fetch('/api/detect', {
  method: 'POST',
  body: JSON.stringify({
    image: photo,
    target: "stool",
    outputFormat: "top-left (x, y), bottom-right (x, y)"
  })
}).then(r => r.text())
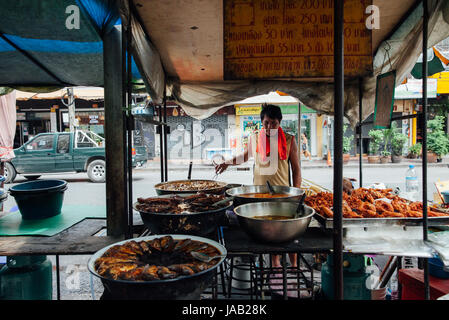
top-left (398, 268), bottom-right (449, 300)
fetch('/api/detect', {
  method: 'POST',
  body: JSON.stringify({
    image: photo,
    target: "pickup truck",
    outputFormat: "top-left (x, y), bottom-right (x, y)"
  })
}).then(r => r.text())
top-left (3, 130), bottom-right (139, 183)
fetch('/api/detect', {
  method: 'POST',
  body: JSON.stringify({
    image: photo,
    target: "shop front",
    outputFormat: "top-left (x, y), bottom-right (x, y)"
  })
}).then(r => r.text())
top-left (14, 110), bottom-right (52, 148)
top-left (60, 108), bottom-right (105, 137)
top-left (234, 103), bottom-right (319, 157)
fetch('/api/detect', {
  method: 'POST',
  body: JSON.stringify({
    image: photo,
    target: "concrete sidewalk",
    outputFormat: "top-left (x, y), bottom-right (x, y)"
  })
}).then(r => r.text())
top-left (137, 156), bottom-right (449, 171)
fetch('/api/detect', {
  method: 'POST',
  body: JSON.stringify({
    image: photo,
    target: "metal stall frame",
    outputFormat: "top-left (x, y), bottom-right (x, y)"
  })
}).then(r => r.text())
top-left (118, 0), bottom-right (438, 301)
top-left (117, 0), bottom-right (349, 300)
top-left (122, 0), bottom-right (170, 239)
top-left (333, 0), bottom-right (344, 300)
top-left (357, 0), bottom-right (431, 300)
top-left (421, 0), bottom-right (430, 301)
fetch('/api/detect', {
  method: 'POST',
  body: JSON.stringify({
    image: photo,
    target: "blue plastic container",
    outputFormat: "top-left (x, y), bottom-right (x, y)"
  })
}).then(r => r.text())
top-left (428, 257), bottom-right (449, 279)
top-left (441, 191), bottom-right (449, 204)
top-left (9, 180), bottom-right (67, 220)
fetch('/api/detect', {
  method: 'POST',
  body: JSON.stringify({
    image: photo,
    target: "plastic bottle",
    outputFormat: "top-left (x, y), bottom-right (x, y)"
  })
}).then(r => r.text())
top-left (405, 164), bottom-right (419, 200)
top-left (388, 270), bottom-right (399, 300)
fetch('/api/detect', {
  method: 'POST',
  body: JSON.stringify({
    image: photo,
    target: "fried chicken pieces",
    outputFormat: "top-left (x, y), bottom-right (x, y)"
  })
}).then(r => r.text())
top-left (305, 188), bottom-right (449, 219)
top-left (94, 236), bottom-right (221, 281)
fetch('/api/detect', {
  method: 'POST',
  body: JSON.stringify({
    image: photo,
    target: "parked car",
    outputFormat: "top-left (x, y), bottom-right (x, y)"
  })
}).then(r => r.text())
top-left (3, 130), bottom-right (138, 183)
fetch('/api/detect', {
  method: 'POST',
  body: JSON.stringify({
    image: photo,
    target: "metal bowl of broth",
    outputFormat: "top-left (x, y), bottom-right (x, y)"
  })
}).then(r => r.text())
top-left (226, 185), bottom-right (304, 206)
top-left (233, 202), bottom-right (315, 243)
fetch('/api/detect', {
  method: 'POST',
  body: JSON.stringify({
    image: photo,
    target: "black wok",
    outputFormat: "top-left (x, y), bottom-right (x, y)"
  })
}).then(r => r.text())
top-left (134, 194), bottom-right (233, 236)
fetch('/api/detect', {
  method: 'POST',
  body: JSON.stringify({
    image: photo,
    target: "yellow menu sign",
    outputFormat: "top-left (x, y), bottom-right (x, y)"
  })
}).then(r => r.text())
top-left (224, 0), bottom-right (373, 80)
top-left (235, 105), bottom-right (262, 115)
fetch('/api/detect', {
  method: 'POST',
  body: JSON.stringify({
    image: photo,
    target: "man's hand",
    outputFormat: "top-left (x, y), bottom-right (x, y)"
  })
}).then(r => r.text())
top-left (215, 162), bottom-right (229, 174)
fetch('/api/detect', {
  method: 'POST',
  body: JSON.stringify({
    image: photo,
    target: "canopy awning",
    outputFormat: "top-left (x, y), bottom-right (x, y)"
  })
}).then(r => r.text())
top-left (411, 46), bottom-right (449, 78)
top-left (15, 87), bottom-right (105, 101)
top-left (119, 0), bottom-right (449, 124)
top-left (1, 1), bottom-right (449, 124)
top-left (0, 0), bottom-right (142, 90)
top-left (233, 91), bottom-right (299, 105)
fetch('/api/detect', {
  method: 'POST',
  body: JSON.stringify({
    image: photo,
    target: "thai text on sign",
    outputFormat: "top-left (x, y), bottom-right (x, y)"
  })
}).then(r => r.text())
top-left (224, 0), bottom-right (373, 79)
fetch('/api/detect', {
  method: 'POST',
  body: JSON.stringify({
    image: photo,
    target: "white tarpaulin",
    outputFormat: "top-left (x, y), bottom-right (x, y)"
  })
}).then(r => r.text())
top-left (125, 0), bottom-right (449, 125)
top-left (0, 90), bottom-right (16, 160)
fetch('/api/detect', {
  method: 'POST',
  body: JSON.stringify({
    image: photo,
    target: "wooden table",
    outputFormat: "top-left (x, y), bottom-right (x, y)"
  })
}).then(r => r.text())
top-left (0, 218), bottom-right (121, 256)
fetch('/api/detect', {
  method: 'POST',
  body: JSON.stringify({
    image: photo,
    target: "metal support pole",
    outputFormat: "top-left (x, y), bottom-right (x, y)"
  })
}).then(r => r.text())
top-left (126, 10), bottom-right (134, 239)
top-left (282, 253), bottom-right (287, 300)
top-left (163, 94), bottom-right (168, 182)
top-left (159, 105), bottom-right (164, 182)
top-left (358, 78), bottom-right (363, 188)
top-left (0, 162), bottom-right (4, 212)
top-left (67, 88), bottom-right (76, 133)
top-left (122, 21), bottom-right (130, 240)
top-left (422, 0), bottom-right (430, 300)
top-left (56, 255), bottom-right (60, 300)
top-left (298, 103), bottom-right (302, 161)
top-left (103, 25), bottom-right (127, 237)
top-left (188, 121), bottom-right (193, 180)
top-left (397, 257), bottom-right (403, 300)
top-left (333, 0), bottom-right (344, 300)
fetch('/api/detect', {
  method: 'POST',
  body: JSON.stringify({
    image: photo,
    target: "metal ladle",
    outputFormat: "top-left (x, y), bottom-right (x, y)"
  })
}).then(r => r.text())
top-left (190, 251), bottom-right (226, 263)
top-left (266, 180), bottom-right (275, 195)
top-left (212, 197), bottom-right (234, 207)
top-left (295, 193), bottom-right (306, 218)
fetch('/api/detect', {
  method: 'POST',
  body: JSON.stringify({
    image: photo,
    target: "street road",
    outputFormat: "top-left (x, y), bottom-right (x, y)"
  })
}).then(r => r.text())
top-left (0, 164), bottom-right (447, 299)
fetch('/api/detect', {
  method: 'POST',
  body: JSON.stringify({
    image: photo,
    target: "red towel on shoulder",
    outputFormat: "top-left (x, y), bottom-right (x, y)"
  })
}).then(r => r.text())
top-left (256, 127), bottom-right (287, 162)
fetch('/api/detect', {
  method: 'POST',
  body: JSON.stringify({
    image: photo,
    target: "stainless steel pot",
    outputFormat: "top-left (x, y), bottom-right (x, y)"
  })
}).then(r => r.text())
top-left (87, 234), bottom-right (227, 300)
top-left (233, 202), bottom-right (315, 243)
top-left (226, 185), bottom-right (304, 206)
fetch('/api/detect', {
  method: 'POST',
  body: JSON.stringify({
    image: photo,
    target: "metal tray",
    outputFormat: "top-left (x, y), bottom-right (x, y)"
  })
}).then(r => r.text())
top-left (313, 212), bottom-right (449, 229)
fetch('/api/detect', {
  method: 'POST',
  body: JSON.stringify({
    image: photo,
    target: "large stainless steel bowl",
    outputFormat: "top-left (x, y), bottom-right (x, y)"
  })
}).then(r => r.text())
top-left (226, 185), bottom-right (304, 206)
top-left (87, 234), bottom-right (227, 300)
top-left (234, 202), bottom-right (315, 243)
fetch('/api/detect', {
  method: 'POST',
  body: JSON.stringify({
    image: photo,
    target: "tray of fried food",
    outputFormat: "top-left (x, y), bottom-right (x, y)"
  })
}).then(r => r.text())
top-left (93, 235), bottom-right (222, 281)
top-left (305, 187), bottom-right (449, 228)
top-left (135, 192), bottom-right (228, 214)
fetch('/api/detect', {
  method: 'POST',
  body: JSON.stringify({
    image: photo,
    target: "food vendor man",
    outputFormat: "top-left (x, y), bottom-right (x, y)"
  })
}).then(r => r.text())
top-left (215, 104), bottom-right (302, 268)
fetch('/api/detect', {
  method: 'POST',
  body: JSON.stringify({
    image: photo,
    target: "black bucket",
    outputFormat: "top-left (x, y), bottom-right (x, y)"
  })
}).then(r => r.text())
top-left (9, 180), bottom-right (68, 220)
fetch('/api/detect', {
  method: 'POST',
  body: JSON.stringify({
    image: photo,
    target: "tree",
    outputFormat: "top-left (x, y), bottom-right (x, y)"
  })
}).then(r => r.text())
top-left (343, 124), bottom-right (353, 154)
top-left (368, 129), bottom-right (383, 155)
top-left (428, 116), bottom-right (449, 158)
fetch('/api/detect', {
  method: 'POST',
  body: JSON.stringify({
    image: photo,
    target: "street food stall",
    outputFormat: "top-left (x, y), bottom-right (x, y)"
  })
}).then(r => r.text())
top-left (1, 0), bottom-right (449, 301)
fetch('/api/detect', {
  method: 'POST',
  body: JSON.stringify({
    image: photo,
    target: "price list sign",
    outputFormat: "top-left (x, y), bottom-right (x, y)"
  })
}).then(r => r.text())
top-left (224, 0), bottom-right (373, 80)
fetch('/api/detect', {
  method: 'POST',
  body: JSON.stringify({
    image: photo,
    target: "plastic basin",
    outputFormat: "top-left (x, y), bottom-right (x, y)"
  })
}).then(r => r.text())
top-left (9, 180), bottom-right (68, 220)
top-left (429, 257), bottom-right (449, 279)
